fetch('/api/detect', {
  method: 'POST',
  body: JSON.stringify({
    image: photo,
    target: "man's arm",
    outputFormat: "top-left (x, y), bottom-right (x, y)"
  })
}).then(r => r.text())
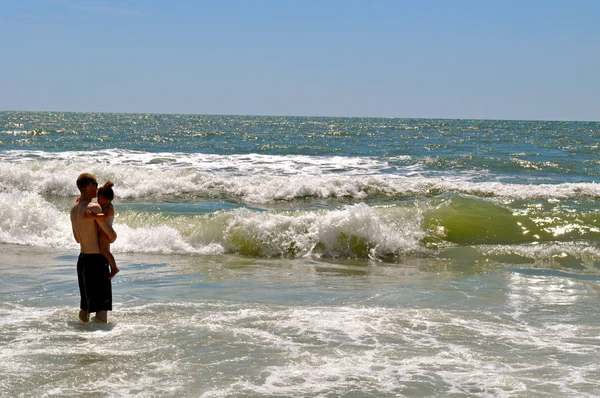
top-left (97, 218), bottom-right (117, 243)
top-left (70, 205), bottom-right (80, 243)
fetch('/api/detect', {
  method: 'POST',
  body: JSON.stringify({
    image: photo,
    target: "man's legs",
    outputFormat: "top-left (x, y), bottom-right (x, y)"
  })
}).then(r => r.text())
top-left (94, 311), bottom-right (108, 323)
top-left (79, 309), bottom-right (90, 322)
top-left (81, 254), bottom-right (111, 323)
top-left (77, 256), bottom-right (90, 322)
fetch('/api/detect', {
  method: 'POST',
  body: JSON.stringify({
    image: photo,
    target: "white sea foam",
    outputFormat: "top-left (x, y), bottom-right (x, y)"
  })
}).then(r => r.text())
top-left (115, 223), bottom-right (225, 255)
top-left (0, 149), bottom-right (394, 175)
top-left (0, 191), bottom-right (76, 248)
top-left (196, 304), bottom-right (599, 397)
top-left (220, 203), bottom-right (424, 258)
top-left (0, 191), bottom-right (422, 257)
top-left (1, 151), bottom-right (598, 202)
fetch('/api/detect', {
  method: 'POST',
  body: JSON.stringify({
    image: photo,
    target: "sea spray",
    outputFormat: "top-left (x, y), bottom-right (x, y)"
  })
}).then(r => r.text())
top-left (222, 203), bottom-right (423, 259)
top-left (0, 191), bottom-right (75, 248)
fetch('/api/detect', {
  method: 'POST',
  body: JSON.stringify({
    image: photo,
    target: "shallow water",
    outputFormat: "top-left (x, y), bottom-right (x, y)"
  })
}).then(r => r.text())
top-left (2, 243), bottom-right (600, 397)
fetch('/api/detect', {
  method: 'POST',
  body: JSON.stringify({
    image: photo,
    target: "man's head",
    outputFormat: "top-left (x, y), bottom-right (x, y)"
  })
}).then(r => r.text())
top-left (76, 173), bottom-right (98, 195)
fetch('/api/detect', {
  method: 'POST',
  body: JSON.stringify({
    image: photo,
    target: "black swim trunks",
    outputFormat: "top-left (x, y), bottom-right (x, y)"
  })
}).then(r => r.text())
top-left (77, 253), bottom-right (112, 313)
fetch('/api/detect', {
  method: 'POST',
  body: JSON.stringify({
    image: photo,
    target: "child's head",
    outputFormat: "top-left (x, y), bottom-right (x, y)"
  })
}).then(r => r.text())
top-left (98, 181), bottom-right (114, 206)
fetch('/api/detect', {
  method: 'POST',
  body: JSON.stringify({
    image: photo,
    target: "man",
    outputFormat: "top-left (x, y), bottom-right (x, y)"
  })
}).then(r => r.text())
top-left (70, 173), bottom-right (117, 323)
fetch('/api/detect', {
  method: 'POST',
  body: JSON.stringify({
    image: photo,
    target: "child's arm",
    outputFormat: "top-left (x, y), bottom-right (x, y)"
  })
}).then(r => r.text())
top-left (84, 210), bottom-right (109, 221)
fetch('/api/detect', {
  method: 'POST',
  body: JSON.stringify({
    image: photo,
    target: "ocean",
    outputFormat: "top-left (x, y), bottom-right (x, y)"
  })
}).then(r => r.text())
top-left (1, 111), bottom-right (599, 397)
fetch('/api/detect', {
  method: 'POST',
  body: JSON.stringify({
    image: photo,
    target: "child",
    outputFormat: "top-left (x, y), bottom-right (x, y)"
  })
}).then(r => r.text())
top-left (86, 181), bottom-right (120, 279)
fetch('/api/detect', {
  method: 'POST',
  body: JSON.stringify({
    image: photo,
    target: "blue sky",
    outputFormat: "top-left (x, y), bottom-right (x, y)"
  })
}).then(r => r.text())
top-left (1, 0), bottom-right (599, 121)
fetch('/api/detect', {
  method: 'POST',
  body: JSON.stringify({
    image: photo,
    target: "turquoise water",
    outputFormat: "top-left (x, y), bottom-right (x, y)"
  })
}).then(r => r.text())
top-left (1, 111), bottom-right (600, 396)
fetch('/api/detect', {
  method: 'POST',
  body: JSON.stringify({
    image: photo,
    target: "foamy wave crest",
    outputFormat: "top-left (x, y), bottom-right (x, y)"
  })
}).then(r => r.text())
top-left (218, 203), bottom-right (424, 258)
top-left (113, 203), bottom-right (424, 258)
top-left (115, 224), bottom-right (225, 255)
top-left (0, 192), bottom-right (76, 248)
top-left (0, 149), bottom-right (394, 175)
top-left (0, 195), bottom-right (423, 258)
top-left (2, 193), bottom-right (598, 265)
top-left (0, 191), bottom-right (225, 254)
top-left (1, 154), bottom-right (599, 203)
top-left (0, 162), bottom-right (81, 196)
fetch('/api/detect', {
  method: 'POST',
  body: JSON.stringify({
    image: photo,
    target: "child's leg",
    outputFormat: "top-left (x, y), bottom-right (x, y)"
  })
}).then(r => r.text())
top-left (99, 234), bottom-right (119, 279)
top-left (105, 250), bottom-right (119, 279)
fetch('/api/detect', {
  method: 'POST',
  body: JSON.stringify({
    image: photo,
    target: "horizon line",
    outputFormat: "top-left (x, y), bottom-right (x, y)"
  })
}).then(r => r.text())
top-left (1, 108), bottom-right (598, 124)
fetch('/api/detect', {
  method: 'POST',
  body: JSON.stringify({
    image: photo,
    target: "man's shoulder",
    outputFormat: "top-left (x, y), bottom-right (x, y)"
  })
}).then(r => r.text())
top-left (71, 201), bottom-right (83, 213)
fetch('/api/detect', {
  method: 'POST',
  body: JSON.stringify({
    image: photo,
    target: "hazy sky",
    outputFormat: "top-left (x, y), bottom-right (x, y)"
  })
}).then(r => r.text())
top-left (1, 1), bottom-right (599, 121)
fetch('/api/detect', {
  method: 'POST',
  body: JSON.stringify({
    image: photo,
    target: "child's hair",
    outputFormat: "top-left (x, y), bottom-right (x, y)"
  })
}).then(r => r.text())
top-left (98, 181), bottom-right (114, 200)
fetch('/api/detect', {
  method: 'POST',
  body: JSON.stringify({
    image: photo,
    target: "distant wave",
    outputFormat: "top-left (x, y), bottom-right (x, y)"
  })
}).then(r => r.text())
top-left (1, 150), bottom-right (599, 202)
top-left (0, 149), bottom-right (397, 175)
top-left (1, 129), bottom-right (78, 136)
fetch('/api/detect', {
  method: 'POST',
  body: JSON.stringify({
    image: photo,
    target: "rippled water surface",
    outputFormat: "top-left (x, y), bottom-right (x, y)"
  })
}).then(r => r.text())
top-left (1, 112), bottom-right (599, 396)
